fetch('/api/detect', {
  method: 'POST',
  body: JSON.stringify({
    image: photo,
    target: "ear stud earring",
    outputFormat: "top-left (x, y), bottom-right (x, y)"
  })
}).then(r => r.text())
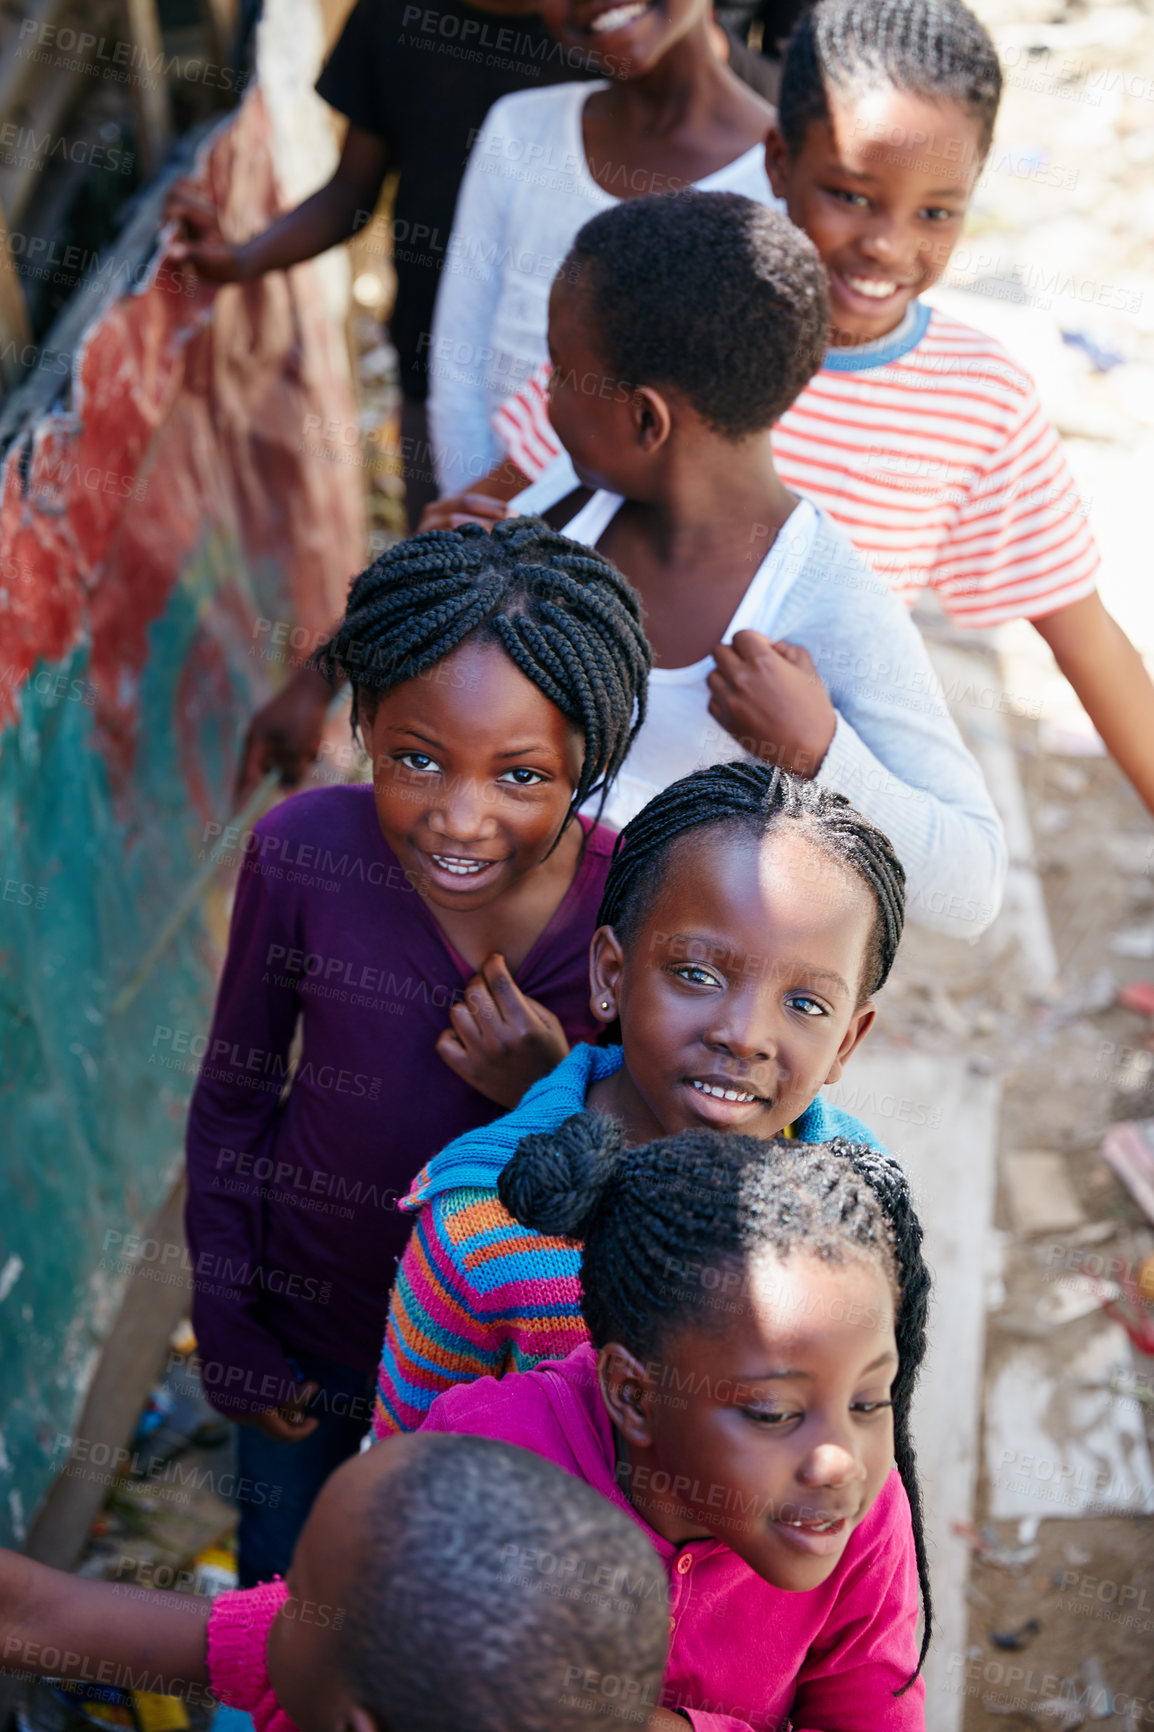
top-left (600, 1000), bottom-right (611, 1012)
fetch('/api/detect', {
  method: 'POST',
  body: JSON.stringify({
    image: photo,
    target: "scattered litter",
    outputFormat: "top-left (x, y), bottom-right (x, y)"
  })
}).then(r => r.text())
top-left (990, 1615), bottom-right (1041, 1650)
top-left (1063, 1221), bottom-right (1117, 1247)
top-left (985, 1325), bottom-right (1154, 1519)
top-left (1063, 1543), bottom-right (1092, 1568)
top-left (1139, 1250), bottom-right (1154, 1302)
top-left (1080, 1655), bottom-right (1114, 1720)
top-left (1038, 802), bottom-right (1071, 835)
top-left (1101, 1121), bottom-right (1154, 1226)
top-left (952, 1520), bottom-right (1040, 1569)
top-left (1062, 328), bottom-right (1126, 373)
top-left (1117, 981), bottom-right (1154, 1017)
top-left (1111, 926), bottom-right (1154, 960)
top-left (1114, 1049), bottom-right (1154, 1093)
top-left (1078, 1256), bottom-right (1154, 1352)
top-left (1004, 1151), bottom-right (1087, 1234)
top-left (1035, 1275), bottom-right (1113, 1329)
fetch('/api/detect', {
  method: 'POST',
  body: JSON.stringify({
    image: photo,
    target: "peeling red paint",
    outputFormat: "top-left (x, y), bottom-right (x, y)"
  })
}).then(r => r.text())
top-left (0, 89), bottom-right (363, 787)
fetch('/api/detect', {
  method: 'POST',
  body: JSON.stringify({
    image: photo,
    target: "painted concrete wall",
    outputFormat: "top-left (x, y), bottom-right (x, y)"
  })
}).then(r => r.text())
top-left (0, 9), bottom-right (363, 1545)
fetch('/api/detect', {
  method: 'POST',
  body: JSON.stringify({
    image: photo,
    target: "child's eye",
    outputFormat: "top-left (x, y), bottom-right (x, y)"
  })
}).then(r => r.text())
top-left (742, 1407), bottom-right (799, 1428)
top-left (827, 187), bottom-right (870, 208)
top-left (786, 993), bottom-right (827, 1017)
top-left (497, 767), bottom-right (547, 787)
top-left (922, 206), bottom-right (958, 223)
top-left (851, 1399), bottom-right (894, 1416)
top-left (396, 751), bottom-right (439, 774)
top-left (672, 963), bottom-right (722, 988)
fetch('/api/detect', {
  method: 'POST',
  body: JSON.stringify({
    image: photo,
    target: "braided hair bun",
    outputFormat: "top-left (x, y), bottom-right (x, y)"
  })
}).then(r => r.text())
top-left (498, 1113), bottom-right (626, 1240)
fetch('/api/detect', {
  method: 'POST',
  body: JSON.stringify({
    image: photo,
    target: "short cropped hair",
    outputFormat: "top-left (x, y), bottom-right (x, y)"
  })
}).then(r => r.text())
top-left (342, 1434), bottom-right (669, 1732)
top-left (565, 191), bottom-right (829, 437)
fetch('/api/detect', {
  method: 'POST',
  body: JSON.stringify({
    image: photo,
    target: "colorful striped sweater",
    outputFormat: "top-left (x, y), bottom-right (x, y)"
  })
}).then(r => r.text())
top-left (373, 1044), bottom-right (895, 1438)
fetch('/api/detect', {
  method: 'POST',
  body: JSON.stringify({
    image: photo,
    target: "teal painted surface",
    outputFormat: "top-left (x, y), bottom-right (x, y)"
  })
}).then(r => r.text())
top-left (0, 547), bottom-right (263, 1546)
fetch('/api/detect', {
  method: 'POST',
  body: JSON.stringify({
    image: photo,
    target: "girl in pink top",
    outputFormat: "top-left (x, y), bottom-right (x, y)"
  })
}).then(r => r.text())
top-left (422, 1115), bottom-right (933, 1732)
top-left (0, 1434), bottom-right (668, 1732)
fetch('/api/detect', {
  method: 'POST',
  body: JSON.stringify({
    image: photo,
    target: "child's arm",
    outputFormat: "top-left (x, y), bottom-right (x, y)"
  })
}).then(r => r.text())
top-left (166, 124), bottom-right (389, 283)
top-left (709, 538), bottom-right (1008, 939)
top-left (1031, 592), bottom-right (1154, 817)
top-left (373, 1190), bottom-right (584, 1438)
top-left (0, 1550), bottom-right (211, 1699)
top-left (426, 100), bottom-right (516, 493)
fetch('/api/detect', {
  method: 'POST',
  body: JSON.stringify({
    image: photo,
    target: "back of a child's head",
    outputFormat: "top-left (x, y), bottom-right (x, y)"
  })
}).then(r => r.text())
top-left (779, 0), bottom-right (1002, 160)
top-left (598, 760), bottom-right (906, 1002)
top-left (314, 518), bottom-right (651, 814)
top-left (500, 1119), bottom-right (932, 1683)
top-left (564, 192), bottom-right (829, 437)
top-left (343, 1433), bottom-right (668, 1732)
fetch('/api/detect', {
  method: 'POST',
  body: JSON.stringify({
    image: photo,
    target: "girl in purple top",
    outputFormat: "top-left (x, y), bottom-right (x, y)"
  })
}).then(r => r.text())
top-left (184, 518), bottom-right (649, 1583)
top-left (424, 1118), bottom-right (933, 1731)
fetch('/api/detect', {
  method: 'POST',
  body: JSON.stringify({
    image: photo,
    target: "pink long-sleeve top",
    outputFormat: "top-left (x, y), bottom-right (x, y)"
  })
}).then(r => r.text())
top-left (422, 1345), bottom-right (926, 1732)
top-left (207, 1579), bottom-right (297, 1732)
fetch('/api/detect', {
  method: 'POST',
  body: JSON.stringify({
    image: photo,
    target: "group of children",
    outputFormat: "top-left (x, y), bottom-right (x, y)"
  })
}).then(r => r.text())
top-left (4, 0), bottom-right (1152, 1727)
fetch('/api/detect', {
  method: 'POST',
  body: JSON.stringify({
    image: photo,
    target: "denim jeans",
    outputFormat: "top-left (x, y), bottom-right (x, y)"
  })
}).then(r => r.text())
top-left (234, 1351), bottom-right (375, 1587)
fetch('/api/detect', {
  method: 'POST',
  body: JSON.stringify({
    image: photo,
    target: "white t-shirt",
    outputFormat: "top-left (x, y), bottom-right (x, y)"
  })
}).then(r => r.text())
top-left (510, 469), bottom-right (1007, 938)
top-left (426, 81), bottom-right (776, 491)
top-left (560, 491), bottom-right (821, 832)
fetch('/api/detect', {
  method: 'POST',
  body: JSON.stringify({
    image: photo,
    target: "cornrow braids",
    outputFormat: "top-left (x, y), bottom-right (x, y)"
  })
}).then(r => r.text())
top-left (779, 0), bottom-right (1003, 162)
top-left (499, 1119), bottom-right (933, 1689)
top-left (313, 518), bottom-right (651, 819)
top-left (597, 761), bottom-right (905, 1000)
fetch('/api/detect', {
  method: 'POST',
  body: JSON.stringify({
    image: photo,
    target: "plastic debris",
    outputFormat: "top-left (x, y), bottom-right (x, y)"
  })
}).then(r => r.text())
top-left (1111, 926), bottom-right (1154, 960)
top-left (1034, 1700), bottom-right (1086, 1730)
top-left (1117, 981), bottom-right (1154, 1017)
top-left (990, 1616), bottom-right (1041, 1650)
top-left (952, 1520), bottom-right (1040, 1569)
top-left (1100, 1121), bottom-right (1154, 1227)
top-left (1078, 1254), bottom-right (1154, 1352)
top-left (1080, 1656), bottom-right (1114, 1720)
top-left (1061, 328), bottom-right (1126, 373)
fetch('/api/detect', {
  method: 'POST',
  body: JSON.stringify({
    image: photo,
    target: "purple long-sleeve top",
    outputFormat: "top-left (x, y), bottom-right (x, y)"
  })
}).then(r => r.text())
top-left (184, 785), bottom-right (615, 1416)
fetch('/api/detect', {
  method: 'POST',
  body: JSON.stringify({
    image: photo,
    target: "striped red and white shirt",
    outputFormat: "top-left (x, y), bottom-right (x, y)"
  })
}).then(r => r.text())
top-left (491, 302), bottom-right (1099, 632)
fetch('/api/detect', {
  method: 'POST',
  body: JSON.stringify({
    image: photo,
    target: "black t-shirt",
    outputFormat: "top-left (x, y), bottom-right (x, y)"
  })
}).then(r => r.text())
top-left (317, 0), bottom-right (599, 401)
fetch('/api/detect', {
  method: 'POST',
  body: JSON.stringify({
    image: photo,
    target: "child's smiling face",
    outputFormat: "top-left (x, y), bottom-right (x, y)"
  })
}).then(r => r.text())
top-left (766, 88), bottom-right (986, 346)
top-left (600, 1249), bottom-right (898, 1591)
top-left (589, 826), bottom-right (877, 1143)
top-left (362, 637), bottom-right (584, 912)
top-left (540, 0), bottom-right (710, 80)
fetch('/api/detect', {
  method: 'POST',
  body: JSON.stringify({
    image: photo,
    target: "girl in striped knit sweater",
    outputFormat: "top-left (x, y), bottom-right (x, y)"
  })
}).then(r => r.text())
top-left (373, 758), bottom-right (906, 1437)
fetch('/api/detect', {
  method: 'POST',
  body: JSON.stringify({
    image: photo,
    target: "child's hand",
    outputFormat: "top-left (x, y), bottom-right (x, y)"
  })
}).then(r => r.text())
top-left (419, 492), bottom-right (511, 534)
top-left (165, 180), bottom-right (249, 282)
top-left (242, 1381), bottom-right (321, 1443)
top-left (706, 630), bottom-right (837, 779)
top-left (235, 665), bottom-right (334, 803)
top-left (436, 954), bottom-right (570, 1109)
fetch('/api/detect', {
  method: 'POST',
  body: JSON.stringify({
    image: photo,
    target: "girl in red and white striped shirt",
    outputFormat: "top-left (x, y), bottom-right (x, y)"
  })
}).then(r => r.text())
top-left (436, 0), bottom-right (1154, 817)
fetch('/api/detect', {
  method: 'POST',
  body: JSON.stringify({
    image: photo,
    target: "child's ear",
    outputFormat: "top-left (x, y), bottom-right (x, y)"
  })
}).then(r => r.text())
top-left (631, 386), bottom-right (672, 453)
top-left (823, 1000), bottom-right (876, 1086)
top-left (589, 923), bottom-right (625, 1024)
top-left (764, 124), bottom-right (791, 202)
top-left (597, 1342), bottom-right (655, 1446)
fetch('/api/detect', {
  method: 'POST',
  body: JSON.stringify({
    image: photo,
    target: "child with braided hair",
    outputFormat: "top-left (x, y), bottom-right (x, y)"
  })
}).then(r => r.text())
top-left (185, 517), bottom-right (649, 1584)
top-left (374, 758), bottom-right (906, 1436)
top-left (423, 1121), bottom-right (933, 1730)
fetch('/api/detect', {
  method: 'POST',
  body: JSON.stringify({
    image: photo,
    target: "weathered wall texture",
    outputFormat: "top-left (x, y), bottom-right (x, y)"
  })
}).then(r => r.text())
top-left (0, 31), bottom-right (363, 1544)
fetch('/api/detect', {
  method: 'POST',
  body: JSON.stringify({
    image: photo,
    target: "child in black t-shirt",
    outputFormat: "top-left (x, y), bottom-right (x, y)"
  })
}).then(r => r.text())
top-left (167, 0), bottom-right (600, 526)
